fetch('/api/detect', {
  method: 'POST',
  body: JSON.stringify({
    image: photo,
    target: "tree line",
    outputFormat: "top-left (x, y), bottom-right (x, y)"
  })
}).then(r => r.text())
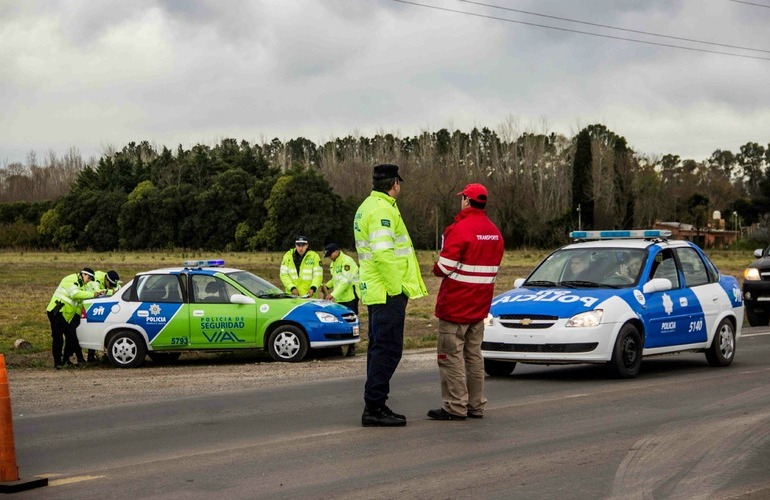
top-left (1, 123), bottom-right (769, 251)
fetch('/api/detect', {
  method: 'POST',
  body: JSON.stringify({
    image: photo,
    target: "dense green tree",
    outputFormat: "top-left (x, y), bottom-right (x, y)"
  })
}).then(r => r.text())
top-left (253, 167), bottom-right (345, 250)
top-left (572, 128), bottom-right (594, 229)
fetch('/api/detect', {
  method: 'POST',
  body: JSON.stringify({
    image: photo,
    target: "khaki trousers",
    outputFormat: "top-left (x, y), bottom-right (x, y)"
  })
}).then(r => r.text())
top-left (436, 319), bottom-right (487, 417)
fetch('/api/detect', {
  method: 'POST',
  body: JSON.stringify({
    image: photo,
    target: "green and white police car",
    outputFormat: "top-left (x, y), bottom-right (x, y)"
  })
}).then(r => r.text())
top-left (77, 260), bottom-right (360, 368)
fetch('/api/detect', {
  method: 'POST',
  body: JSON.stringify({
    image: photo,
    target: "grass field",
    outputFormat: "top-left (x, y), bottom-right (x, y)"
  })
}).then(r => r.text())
top-left (0, 248), bottom-right (753, 369)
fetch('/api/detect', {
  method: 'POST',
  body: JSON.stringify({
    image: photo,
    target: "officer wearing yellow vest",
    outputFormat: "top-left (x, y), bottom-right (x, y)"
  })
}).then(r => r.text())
top-left (354, 163), bottom-right (427, 427)
top-left (46, 268), bottom-right (105, 368)
top-left (322, 242), bottom-right (359, 357)
top-left (280, 236), bottom-right (323, 298)
top-left (84, 270), bottom-right (121, 362)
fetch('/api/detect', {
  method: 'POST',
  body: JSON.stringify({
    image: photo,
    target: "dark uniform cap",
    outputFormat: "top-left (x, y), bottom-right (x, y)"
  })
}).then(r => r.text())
top-left (106, 270), bottom-right (120, 285)
top-left (324, 243), bottom-right (339, 257)
top-left (81, 267), bottom-right (95, 278)
top-left (295, 235), bottom-right (309, 244)
top-left (373, 163), bottom-right (404, 182)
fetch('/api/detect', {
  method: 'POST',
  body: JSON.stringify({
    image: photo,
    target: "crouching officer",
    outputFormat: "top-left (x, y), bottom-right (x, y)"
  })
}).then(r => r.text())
top-left (322, 243), bottom-right (359, 357)
top-left (46, 268), bottom-right (104, 368)
top-left (84, 270), bottom-right (121, 362)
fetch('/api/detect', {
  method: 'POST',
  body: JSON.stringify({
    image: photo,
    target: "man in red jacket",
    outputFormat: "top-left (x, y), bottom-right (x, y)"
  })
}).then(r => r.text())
top-left (428, 183), bottom-right (504, 421)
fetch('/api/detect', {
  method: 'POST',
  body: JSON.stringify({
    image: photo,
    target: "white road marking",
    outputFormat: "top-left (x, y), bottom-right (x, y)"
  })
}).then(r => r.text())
top-left (47, 475), bottom-right (105, 486)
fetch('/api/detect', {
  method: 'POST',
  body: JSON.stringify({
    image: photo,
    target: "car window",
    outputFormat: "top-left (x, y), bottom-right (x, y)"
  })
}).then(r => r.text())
top-left (191, 275), bottom-right (239, 304)
top-left (136, 274), bottom-right (184, 303)
top-left (526, 248), bottom-right (646, 287)
top-left (650, 249), bottom-right (680, 288)
top-left (675, 247), bottom-right (710, 287)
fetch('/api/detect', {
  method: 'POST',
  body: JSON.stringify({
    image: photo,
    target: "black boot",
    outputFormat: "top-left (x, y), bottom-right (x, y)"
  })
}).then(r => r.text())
top-left (362, 405), bottom-right (406, 427)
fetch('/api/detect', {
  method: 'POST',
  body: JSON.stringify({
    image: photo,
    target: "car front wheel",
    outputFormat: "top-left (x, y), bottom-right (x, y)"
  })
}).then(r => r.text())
top-left (106, 331), bottom-right (147, 368)
top-left (608, 323), bottom-right (642, 379)
top-left (705, 318), bottom-right (736, 367)
top-left (267, 325), bottom-right (309, 362)
top-left (746, 309), bottom-right (769, 327)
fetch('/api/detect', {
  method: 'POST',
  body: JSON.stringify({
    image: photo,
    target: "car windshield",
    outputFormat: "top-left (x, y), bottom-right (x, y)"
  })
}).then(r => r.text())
top-left (225, 271), bottom-right (285, 297)
top-left (525, 248), bottom-right (647, 288)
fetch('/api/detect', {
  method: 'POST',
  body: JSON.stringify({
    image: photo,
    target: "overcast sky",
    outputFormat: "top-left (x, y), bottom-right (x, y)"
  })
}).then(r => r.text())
top-left (1, 0), bottom-right (769, 166)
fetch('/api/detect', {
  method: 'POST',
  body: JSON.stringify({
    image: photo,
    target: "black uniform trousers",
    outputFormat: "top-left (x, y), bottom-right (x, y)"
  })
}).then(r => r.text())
top-left (364, 293), bottom-right (408, 408)
top-left (48, 310), bottom-right (82, 366)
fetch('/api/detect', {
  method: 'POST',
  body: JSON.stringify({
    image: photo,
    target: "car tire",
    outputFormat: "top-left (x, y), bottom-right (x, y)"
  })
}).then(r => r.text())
top-left (608, 323), bottom-right (642, 379)
top-left (106, 331), bottom-right (147, 368)
top-left (147, 352), bottom-right (182, 364)
top-left (705, 318), bottom-right (736, 367)
top-left (484, 359), bottom-right (516, 377)
top-left (746, 309), bottom-right (769, 327)
top-left (267, 325), bottom-right (308, 362)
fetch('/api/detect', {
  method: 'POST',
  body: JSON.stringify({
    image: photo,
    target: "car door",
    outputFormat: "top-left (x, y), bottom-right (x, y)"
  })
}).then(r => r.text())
top-left (133, 273), bottom-right (189, 348)
top-left (675, 246), bottom-right (720, 344)
top-left (188, 274), bottom-right (257, 347)
top-left (643, 248), bottom-right (704, 348)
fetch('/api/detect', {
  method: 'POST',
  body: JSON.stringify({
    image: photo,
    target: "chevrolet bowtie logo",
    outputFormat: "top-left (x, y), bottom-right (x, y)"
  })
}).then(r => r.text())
top-left (520, 318), bottom-right (533, 325)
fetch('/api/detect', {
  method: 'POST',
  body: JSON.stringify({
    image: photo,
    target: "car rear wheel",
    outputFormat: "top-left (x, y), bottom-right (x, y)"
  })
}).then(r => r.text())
top-left (148, 352), bottom-right (182, 364)
top-left (746, 309), bottom-right (769, 327)
top-left (267, 325), bottom-right (308, 362)
top-left (484, 359), bottom-right (516, 377)
top-left (608, 323), bottom-right (642, 379)
top-left (106, 331), bottom-right (147, 368)
top-left (705, 318), bottom-right (735, 367)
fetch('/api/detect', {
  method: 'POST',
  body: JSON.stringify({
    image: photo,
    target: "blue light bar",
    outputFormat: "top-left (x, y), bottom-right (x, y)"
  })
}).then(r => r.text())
top-left (183, 259), bottom-right (225, 268)
top-left (569, 230), bottom-right (672, 240)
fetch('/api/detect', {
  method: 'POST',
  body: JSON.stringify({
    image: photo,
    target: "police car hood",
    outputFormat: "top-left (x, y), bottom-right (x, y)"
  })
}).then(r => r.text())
top-left (490, 286), bottom-right (632, 318)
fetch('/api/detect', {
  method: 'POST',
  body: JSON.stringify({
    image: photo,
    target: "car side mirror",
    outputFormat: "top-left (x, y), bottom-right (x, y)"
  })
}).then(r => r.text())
top-left (230, 293), bottom-right (256, 305)
top-left (643, 278), bottom-right (672, 294)
top-left (513, 278), bottom-right (525, 288)
top-left (755, 249), bottom-right (763, 259)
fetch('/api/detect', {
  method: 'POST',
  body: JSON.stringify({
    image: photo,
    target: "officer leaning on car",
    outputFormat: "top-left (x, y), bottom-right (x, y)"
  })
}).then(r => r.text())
top-left (46, 267), bottom-right (105, 368)
top-left (321, 242), bottom-right (359, 357)
top-left (280, 235), bottom-right (323, 298)
top-left (84, 270), bottom-right (121, 362)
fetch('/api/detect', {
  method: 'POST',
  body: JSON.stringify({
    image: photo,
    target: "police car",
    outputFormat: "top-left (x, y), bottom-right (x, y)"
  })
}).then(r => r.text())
top-left (741, 245), bottom-right (770, 326)
top-left (77, 260), bottom-right (359, 368)
top-left (482, 230), bottom-right (744, 378)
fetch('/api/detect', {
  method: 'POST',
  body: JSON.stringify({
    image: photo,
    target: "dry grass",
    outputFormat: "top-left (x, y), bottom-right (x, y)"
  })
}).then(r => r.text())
top-left (0, 247), bottom-right (752, 369)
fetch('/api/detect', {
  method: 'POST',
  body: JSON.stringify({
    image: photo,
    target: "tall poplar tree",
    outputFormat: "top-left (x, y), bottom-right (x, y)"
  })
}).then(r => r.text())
top-left (572, 128), bottom-right (594, 230)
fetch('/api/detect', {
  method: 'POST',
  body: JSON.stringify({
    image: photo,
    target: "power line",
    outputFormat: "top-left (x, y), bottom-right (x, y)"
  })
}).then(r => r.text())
top-left (730, 0), bottom-right (770, 8)
top-left (388, 0), bottom-right (770, 61)
top-left (459, 0), bottom-right (770, 54)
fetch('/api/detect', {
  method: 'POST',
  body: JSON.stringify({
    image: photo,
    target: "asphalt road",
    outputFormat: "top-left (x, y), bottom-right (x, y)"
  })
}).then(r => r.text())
top-left (11, 329), bottom-right (770, 499)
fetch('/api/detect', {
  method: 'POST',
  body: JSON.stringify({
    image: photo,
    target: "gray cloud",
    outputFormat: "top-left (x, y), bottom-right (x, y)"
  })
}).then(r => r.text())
top-left (1, 0), bottom-right (769, 165)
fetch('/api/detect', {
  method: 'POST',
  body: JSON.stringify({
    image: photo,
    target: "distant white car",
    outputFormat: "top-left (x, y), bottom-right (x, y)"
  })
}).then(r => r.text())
top-left (482, 230), bottom-right (744, 378)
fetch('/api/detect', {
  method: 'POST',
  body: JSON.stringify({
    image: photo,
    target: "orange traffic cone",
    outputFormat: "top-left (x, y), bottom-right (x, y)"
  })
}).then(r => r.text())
top-left (0, 354), bottom-right (48, 493)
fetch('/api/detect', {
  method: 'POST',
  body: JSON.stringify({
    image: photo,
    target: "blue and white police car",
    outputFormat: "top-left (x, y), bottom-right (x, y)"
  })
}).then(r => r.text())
top-left (482, 230), bottom-right (744, 378)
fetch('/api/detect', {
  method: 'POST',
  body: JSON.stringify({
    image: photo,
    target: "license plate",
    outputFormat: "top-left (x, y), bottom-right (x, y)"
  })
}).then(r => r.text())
top-left (353, 326), bottom-right (359, 337)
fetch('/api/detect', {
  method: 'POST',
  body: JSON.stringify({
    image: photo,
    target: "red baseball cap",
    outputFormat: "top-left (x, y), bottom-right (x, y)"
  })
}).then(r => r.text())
top-left (457, 183), bottom-right (488, 203)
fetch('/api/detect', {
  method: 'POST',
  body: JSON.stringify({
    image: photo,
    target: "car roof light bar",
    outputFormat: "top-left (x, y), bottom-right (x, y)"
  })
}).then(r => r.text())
top-left (569, 230), bottom-right (672, 240)
top-left (183, 259), bottom-right (225, 268)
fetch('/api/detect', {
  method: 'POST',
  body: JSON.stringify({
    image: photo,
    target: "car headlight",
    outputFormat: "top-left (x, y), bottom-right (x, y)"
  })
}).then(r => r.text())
top-left (483, 313), bottom-right (495, 327)
top-left (744, 268), bottom-right (761, 281)
top-left (315, 311), bottom-right (342, 323)
top-left (565, 310), bottom-right (603, 328)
